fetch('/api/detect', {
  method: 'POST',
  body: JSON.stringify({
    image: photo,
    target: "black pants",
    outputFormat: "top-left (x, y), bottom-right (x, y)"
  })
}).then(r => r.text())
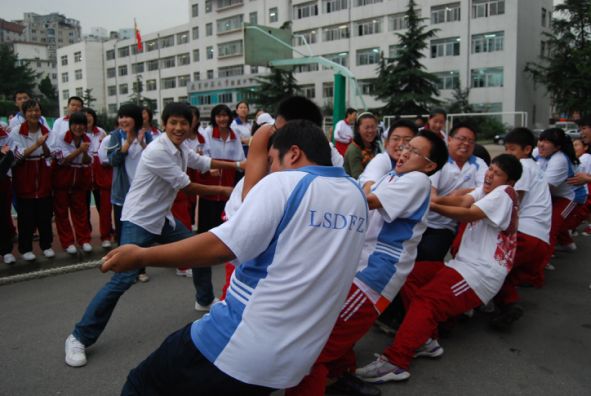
top-left (122, 324), bottom-right (275, 396)
top-left (0, 190), bottom-right (15, 255)
top-left (415, 227), bottom-right (456, 262)
top-left (113, 204), bottom-right (123, 245)
top-left (16, 196), bottom-right (53, 253)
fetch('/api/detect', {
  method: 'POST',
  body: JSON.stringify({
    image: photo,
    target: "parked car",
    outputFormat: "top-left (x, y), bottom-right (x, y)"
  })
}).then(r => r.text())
top-left (565, 128), bottom-right (581, 139)
top-left (551, 121), bottom-right (579, 131)
top-left (493, 133), bottom-right (507, 145)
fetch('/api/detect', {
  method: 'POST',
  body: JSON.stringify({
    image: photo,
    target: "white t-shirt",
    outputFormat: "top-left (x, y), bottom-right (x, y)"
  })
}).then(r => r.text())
top-left (121, 134), bottom-right (211, 234)
top-left (97, 133), bottom-right (110, 165)
top-left (354, 171), bottom-right (431, 311)
top-left (192, 166), bottom-right (368, 389)
top-left (446, 185), bottom-right (519, 304)
top-left (334, 119), bottom-right (353, 144)
top-left (428, 156), bottom-right (487, 230)
top-left (358, 152), bottom-right (395, 186)
top-left (330, 142), bottom-right (344, 167)
top-left (536, 151), bottom-right (580, 201)
top-left (579, 153), bottom-right (591, 174)
top-left (514, 158), bottom-right (551, 243)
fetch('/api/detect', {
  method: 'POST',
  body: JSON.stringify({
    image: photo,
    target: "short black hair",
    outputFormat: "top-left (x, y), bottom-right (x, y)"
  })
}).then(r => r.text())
top-left (353, 113), bottom-right (380, 153)
top-left (449, 121), bottom-right (478, 138)
top-left (189, 105), bottom-right (200, 120)
top-left (142, 106), bottom-right (154, 123)
top-left (505, 127), bottom-right (536, 156)
top-left (539, 127), bottom-right (579, 165)
top-left (429, 108), bottom-right (447, 119)
top-left (162, 102), bottom-right (193, 125)
top-left (346, 108), bottom-right (357, 116)
top-left (491, 154), bottom-right (523, 182)
top-left (13, 90), bottom-right (31, 101)
top-left (277, 96), bottom-right (323, 126)
top-left (117, 103), bottom-right (143, 132)
top-left (579, 116), bottom-right (591, 128)
top-left (417, 130), bottom-right (448, 176)
top-left (68, 96), bottom-right (84, 106)
top-left (22, 99), bottom-right (41, 114)
top-left (69, 111), bottom-right (88, 127)
top-left (235, 100), bottom-right (249, 111)
top-left (387, 119), bottom-right (419, 140)
top-left (210, 104), bottom-right (232, 127)
top-left (83, 107), bottom-right (97, 128)
top-left (272, 119), bottom-right (332, 166)
top-left (473, 143), bottom-right (491, 166)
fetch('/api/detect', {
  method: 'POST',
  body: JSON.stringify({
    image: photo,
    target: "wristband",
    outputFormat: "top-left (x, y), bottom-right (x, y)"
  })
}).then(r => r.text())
top-left (235, 161), bottom-right (241, 170)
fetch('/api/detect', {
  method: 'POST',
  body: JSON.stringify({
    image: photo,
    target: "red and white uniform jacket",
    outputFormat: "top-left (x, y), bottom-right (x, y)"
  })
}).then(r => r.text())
top-left (87, 127), bottom-right (112, 189)
top-left (53, 130), bottom-right (92, 191)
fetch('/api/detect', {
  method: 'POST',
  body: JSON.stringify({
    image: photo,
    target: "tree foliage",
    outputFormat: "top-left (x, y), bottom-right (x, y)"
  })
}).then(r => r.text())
top-left (525, 0), bottom-right (591, 115)
top-left (0, 44), bottom-right (38, 100)
top-left (126, 77), bottom-right (156, 111)
top-left (251, 67), bottom-right (300, 114)
top-left (37, 75), bottom-right (59, 117)
top-left (83, 89), bottom-right (97, 109)
top-left (375, 0), bottom-right (440, 116)
top-left (446, 86), bottom-right (473, 114)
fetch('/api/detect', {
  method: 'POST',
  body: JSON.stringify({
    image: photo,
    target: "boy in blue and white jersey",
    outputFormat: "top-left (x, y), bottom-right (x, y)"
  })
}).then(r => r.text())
top-left (101, 120), bottom-right (369, 395)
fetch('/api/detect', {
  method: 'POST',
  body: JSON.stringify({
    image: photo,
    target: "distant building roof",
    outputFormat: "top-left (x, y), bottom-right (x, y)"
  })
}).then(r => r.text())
top-left (0, 19), bottom-right (25, 34)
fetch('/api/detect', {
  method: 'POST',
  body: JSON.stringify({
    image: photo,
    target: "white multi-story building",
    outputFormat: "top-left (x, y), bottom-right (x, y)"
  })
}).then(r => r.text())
top-left (12, 42), bottom-right (58, 90)
top-left (57, 0), bottom-right (553, 127)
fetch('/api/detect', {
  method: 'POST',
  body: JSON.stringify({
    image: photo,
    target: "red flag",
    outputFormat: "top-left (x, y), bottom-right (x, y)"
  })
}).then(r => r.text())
top-left (134, 19), bottom-right (143, 52)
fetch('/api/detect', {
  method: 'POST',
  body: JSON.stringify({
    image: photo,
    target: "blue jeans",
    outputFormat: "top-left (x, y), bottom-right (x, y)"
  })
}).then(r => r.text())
top-left (73, 220), bottom-right (214, 347)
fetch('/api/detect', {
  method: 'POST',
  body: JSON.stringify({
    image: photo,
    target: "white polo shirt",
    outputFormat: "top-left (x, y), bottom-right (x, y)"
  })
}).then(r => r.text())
top-left (192, 166), bottom-right (368, 389)
top-left (446, 185), bottom-right (519, 304)
top-left (537, 151), bottom-right (586, 202)
top-left (203, 127), bottom-right (244, 161)
top-left (428, 155), bottom-right (487, 230)
top-left (121, 133), bottom-right (211, 234)
top-left (514, 158), bottom-right (551, 243)
top-left (358, 152), bottom-right (395, 186)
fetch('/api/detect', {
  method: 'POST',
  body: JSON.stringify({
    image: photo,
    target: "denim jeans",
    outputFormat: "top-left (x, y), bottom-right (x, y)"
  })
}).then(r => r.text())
top-left (73, 220), bottom-right (213, 347)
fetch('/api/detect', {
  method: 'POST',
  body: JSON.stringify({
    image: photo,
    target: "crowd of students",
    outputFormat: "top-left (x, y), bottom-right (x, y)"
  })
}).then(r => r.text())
top-left (2, 92), bottom-right (590, 395)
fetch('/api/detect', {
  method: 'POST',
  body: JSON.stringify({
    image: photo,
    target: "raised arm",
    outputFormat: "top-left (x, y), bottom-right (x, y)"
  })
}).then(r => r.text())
top-left (242, 124), bottom-right (275, 199)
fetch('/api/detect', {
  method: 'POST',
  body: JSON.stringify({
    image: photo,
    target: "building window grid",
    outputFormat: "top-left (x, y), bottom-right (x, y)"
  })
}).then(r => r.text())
top-left (217, 0), bottom-right (243, 9)
top-left (132, 62), bottom-right (145, 74)
top-left (192, 3), bottom-right (199, 17)
top-left (146, 40), bottom-right (158, 52)
top-left (107, 68), bottom-right (116, 78)
top-left (471, 67), bottom-right (504, 88)
top-left (74, 51), bottom-right (82, 62)
top-left (177, 31), bottom-right (189, 44)
top-left (323, 24), bottom-right (350, 42)
top-left (161, 77), bottom-right (177, 89)
top-left (294, 30), bottom-right (318, 46)
top-left (119, 84), bottom-right (129, 95)
top-left (218, 92), bottom-right (233, 103)
top-left (118, 65), bottom-right (128, 76)
top-left (355, 0), bottom-right (382, 6)
top-left (322, 82), bottom-right (334, 98)
top-left (205, 0), bottom-right (212, 13)
top-left (193, 49), bottom-right (200, 62)
top-left (472, 0), bottom-right (505, 18)
top-left (431, 37), bottom-right (461, 58)
top-left (431, 3), bottom-right (461, 24)
top-left (61, 72), bottom-right (69, 83)
top-left (107, 86), bottom-right (116, 96)
top-left (61, 55), bottom-right (68, 66)
top-left (269, 7), bottom-right (279, 23)
top-left (302, 84), bottom-right (316, 99)
top-left (178, 75), bottom-right (191, 87)
top-left (322, 52), bottom-right (348, 69)
top-left (324, 0), bottom-right (348, 13)
top-left (541, 8), bottom-right (547, 27)
top-left (218, 65), bottom-right (244, 77)
top-left (249, 12), bottom-right (258, 24)
top-left (218, 40), bottom-right (243, 58)
top-left (388, 13), bottom-right (408, 31)
top-left (160, 56), bottom-right (176, 69)
top-left (178, 53), bottom-right (191, 65)
top-left (217, 15), bottom-right (244, 34)
top-left (207, 46), bottom-right (214, 59)
top-left (359, 79), bottom-right (376, 95)
top-left (62, 90), bottom-right (70, 100)
top-left (118, 46), bottom-right (130, 57)
top-left (471, 31), bottom-right (504, 54)
top-left (356, 48), bottom-right (380, 66)
top-left (159, 35), bottom-right (175, 48)
top-left (75, 69), bottom-right (83, 80)
top-left (434, 70), bottom-right (460, 90)
top-left (207, 69), bottom-right (214, 79)
top-left (206, 23), bottom-right (213, 36)
top-left (192, 27), bottom-right (199, 40)
top-left (294, 64), bottom-right (319, 73)
top-left (147, 60), bottom-right (159, 71)
top-left (355, 18), bottom-right (382, 36)
top-left (294, 2), bottom-right (319, 20)
top-left (146, 79), bottom-right (157, 91)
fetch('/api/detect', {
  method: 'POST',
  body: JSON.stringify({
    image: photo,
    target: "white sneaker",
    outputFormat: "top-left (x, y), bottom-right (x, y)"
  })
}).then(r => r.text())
top-left (66, 245), bottom-right (77, 255)
top-left (413, 338), bottom-right (444, 358)
top-left (3, 253), bottom-right (16, 264)
top-left (65, 334), bottom-right (87, 367)
top-left (195, 297), bottom-right (219, 312)
top-left (82, 243), bottom-right (93, 253)
top-left (355, 354), bottom-right (410, 382)
top-left (22, 251), bottom-right (36, 261)
top-left (43, 248), bottom-right (55, 258)
top-left (545, 263), bottom-right (556, 271)
top-left (176, 269), bottom-right (193, 278)
top-left (101, 240), bottom-right (112, 249)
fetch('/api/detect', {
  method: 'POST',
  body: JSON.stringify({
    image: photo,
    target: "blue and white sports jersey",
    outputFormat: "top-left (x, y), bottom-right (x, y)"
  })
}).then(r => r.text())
top-left (191, 166), bottom-right (368, 388)
top-left (354, 171), bottom-right (431, 312)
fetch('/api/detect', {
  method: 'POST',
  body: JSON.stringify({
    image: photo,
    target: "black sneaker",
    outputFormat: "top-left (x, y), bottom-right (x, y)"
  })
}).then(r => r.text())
top-left (326, 373), bottom-right (382, 396)
top-left (490, 304), bottom-right (524, 331)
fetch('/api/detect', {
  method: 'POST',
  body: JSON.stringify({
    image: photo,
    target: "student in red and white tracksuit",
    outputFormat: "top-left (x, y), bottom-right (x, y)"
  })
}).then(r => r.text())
top-left (333, 108), bottom-right (357, 156)
top-left (9, 100), bottom-right (55, 261)
top-left (50, 96), bottom-right (84, 148)
top-left (85, 108), bottom-right (114, 248)
top-left (52, 112), bottom-right (93, 254)
top-left (140, 106), bottom-right (162, 140)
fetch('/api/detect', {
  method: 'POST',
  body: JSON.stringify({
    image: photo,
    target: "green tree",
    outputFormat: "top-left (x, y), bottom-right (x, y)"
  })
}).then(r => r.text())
top-left (0, 44), bottom-right (38, 100)
top-left (525, 0), bottom-right (591, 115)
top-left (38, 75), bottom-right (57, 100)
top-left (446, 86), bottom-right (473, 114)
top-left (83, 88), bottom-right (96, 109)
top-left (37, 75), bottom-right (59, 117)
top-left (251, 67), bottom-right (300, 114)
top-left (375, 0), bottom-right (440, 116)
top-left (126, 76), bottom-right (156, 111)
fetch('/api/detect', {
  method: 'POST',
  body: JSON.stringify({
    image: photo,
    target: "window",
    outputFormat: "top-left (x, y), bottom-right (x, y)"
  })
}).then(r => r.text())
top-left (218, 92), bottom-right (233, 103)
top-left (471, 31), bottom-right (504, 53)
top-left (192, 26), bottom-right (199, 40)
top-left (541, 8), bottom-right (547, 27)
top-left (193, 71), bottom-right (201, 81)
top-left (251, 66), bottom-right (259, 74)
top-left (106, 50), bottom-right (115, 60)
top-left (355, 0), bottom-right (382, 6)
top-left (119, 84), bottom-right (129, 95)
top-left (218, 40), bottom-right (243, 58)
top-left (472, 102), bottom-right (502, 113)
top-left (269, 7), bottom-right (278, 23)
top-left (75, 87), bottom-right (83, 97)
top-left (206, 23), bottom-right (213, 36)
top-left (355, 18), bottom-right (382, 36)
top-left (107, 86), bottom-right (116, 96)
top-left (323, 24), bottom-right (350, 41)
top-left (324, 0), bottom-right (348, 13)
top-left (472, 0), bottom-right (505, 18)
top-left (294, 2), bottom-right (319, 20)
top-left (146, 40), bottom-right (158, 52)
top-left (431, 3), bottom-right (461, 24)
top-left (217, 0), bottom-right (243, 9)
top-left (249, 12), bottom-right (257, 24)
top-left (193, 49), bottom-right (200, 62)
top-left (207, 69), bottom-right (214, 79)
top-left (294, 29), bottom-right (318, 45)
top-left (294, 64), bottom-right (319, 73)
top-left (431, 37), bottom-right (460, 58)
top-left (146, 79), bottom-right (157, 91)
top-left (118, 46), bottom-right (130, 57)
top-left (205, 0), bottom-right (212, 13)
top-left (161, 56), bottom-right (176, 69)
top-left (62, 90), bottom-right (70, 100)
top-left (61, 72), bottom-right (69, 83)
top-left (302, 84), bottom-right (316, 99)
top-left (192, 3), bottom-right (199, 17)
top-left (74, 51), bottom-right (82, 62)
top-left (61, 55), bottom-right (68, 66)
top-left (219, 65), bottom-right (244, 77)
top-left (178, 53), bottom-right (190, 65)
top-left (132, 81), bottom-right (141, 92)
top-left (207, 46), bottom-right (214, 59)
top-left (178, 75), bottom-right (191, 87)
top-left (160, 35), bottom-right (174, 48)
top-left (356, 48), bottom-right (380, 65)
top-left (161, 77), bottom-right (176, 89)
top-left (108, 104), bottom-right (117, 114)
top-left (434, 70), bottom-right (460, 90)
top-left (131, 45), bottom-right (141, 55)
top-left (132, 62), bottom-right (144, 74)
top-left (107, 68), bottom-right (116, 78)
top-left (388, 44), bottom-right (402, 59)
top-left (75, 69), bottom-right (83, 80)
top-left (322, 82), bottom-right (334, 98)
top-left (118, 65), bottom-right (128, 76)
top-left (198, 95), bottom-right (213, 105)
top-left (471, 67), bottom-right (504, 88)
top-left (217, 14), bottom-right (243, 34)
top-left (323, 52), bottom-right (348, 68)
top-left (163, 97), bottom-right (174, 106)
top-left (388, 13), bottom-right (408, 31)
top-left (147, 59), bottom-right (159, 71)
top-left (359, 79), bottom-right (376, 95)
top-left (177, 31), bottom-right (189, 44)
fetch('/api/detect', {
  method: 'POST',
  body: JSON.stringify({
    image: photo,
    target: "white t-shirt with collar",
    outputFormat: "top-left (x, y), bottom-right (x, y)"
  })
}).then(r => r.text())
top-left (358, 152), bottom-right (395, 185)
top-left (446, 185), bottom-right (519, 304)
top-left (121, 134), bottom-right (212, 234)
top-left (514, 158), bottom-right (551, 243)
top-left (203, 127), bottom-right (244, 161)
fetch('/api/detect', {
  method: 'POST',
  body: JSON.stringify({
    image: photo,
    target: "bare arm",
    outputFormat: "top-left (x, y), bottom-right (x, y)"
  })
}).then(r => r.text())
top-left (182, 183), bottom-right (232, 197)
top-left (101, 232), bottom-right (234, 273)
top-left (366, 193), bottom-right (382, 210)
top-left (431, 193), bottom-right (475, 208)
top-left (362, 181), bottom-right (375, 195)
top-left (430, 202), bottom-right (487, 223)
top-left (242, 124), bottom-right (275, 200)
top-left (211, 159), bottom-right (245, 171)
top-left (567, 173), bottom-right (591, 185)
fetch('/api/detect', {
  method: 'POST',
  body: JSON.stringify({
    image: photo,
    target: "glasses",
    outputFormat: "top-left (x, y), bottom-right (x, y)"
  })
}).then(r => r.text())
top-left (389, 135), bottom-right (413, 143)
top-left (398, 144), bottom-right (434, 163)
top-left (451, 135), bottom-right (476, 145)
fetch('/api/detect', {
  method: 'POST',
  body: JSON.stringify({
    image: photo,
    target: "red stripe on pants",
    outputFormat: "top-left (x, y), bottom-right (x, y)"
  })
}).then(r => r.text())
top-left (54, 189), bottom-right (91, 248)
top-left (400, 261), bottom-right (445, 311)
top-left (557, 203), bottom-right (588, 245)
top-left (384, 267), bottom-right (481, 370)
